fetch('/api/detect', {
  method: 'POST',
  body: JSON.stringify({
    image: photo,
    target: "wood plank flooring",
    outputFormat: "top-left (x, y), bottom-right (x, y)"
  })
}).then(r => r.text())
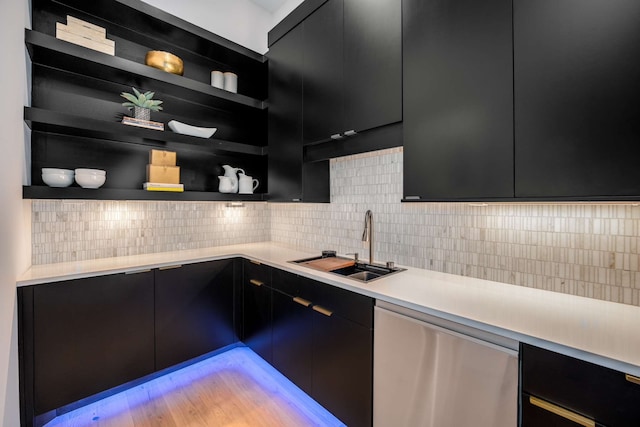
top-left (45, 347), bottom-right (344, 427)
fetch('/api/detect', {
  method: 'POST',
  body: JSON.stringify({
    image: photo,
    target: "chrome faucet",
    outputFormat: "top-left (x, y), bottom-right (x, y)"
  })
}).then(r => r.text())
top-left (362, 210), bottom-right (373, 264)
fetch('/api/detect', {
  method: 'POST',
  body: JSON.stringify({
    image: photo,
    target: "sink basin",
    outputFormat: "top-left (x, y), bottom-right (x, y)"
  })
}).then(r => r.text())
top-left (290, 254), bottom-right (405, 283)
top-left (329, 263), bottom-right (405, 282)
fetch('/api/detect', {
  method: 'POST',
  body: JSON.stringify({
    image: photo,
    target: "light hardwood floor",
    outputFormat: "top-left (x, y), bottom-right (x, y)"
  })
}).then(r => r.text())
top-left (46, 347), bottom-right (344, 427)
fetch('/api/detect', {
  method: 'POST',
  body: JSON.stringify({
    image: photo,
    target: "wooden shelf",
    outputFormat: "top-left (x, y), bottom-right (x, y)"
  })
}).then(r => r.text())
top-left (25, 30), bottom-right (266, 112)
top-left (24, 186), bottom-right (267, 201)
top-left (25, 107), bottom-right (266, 157)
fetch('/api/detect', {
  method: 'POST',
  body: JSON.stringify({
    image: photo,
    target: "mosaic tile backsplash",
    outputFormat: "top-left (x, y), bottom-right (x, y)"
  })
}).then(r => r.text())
top-left (32, 147), bottom-right (640, 306)
top-left (32, 200), bottom-right (270, 264)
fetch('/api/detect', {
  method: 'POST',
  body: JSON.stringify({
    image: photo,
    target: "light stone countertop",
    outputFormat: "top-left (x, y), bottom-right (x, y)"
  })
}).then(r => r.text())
top-left (17, 241), bottom-right (640, 377)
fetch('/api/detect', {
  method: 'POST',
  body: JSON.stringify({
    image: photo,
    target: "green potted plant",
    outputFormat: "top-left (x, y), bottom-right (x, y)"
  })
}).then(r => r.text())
top-left (121, 87), bottom-right (163, 121)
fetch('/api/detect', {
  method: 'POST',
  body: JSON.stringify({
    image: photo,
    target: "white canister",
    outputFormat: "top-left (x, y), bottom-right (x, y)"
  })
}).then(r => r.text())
top-left (211, 70), bottom-right (224, 89)
top-left (223, 72), bottom-right (238, 93)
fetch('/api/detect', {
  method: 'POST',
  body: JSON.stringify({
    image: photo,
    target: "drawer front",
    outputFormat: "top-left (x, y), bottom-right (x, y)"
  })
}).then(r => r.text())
top-left (243, 259), bottom-right (272, 288)
top-left (311, 279), bottom-right (373, 328)
top-left (521, 343), bottom-right (640, 427)
top-left (272, 268), bottom-right (313, 297)
top-left (522, 393), bottom-right (605, 427)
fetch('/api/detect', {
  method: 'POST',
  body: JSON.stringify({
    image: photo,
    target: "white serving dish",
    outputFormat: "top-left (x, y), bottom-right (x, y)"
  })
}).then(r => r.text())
top-left (74, 169), bottom-right (106, 189)
top-left (42, 168), bottom-right (74, 187)
top-left (168, 120), bottom-right (217, 138)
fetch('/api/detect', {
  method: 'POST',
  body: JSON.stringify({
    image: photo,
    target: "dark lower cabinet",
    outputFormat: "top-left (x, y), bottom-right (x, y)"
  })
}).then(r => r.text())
top-left (514, 0), bottom-right (640, 199)
top-left (521, 343), bottom-right (640, 427)
top-left (23, 271), bottom-right (155, 421)
top-left (271, 269), bottom-right (373, 427)
top-left (242, 259), bottom-right (273, 363)
top-left (403, 0), bottom-right (514, 201)
top-left (154, 260), bottom-right (237, 370)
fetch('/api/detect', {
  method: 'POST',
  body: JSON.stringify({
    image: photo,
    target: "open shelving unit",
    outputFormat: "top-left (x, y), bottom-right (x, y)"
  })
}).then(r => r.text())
top-left (25, 0), bottom-right (269, 201)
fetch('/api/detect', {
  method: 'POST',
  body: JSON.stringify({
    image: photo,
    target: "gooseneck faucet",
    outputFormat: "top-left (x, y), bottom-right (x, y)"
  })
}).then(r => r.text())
top-left (362, 210), bottom-right (373, 264)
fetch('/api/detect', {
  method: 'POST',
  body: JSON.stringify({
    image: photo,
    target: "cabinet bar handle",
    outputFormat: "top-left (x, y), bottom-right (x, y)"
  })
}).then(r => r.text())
top-left (330, 133), bottom-right (343, 140)
top-left (312, 305), bottom-right (333, 317)
top-left (159, 264), bottom-right (182, 270)
top-left (293, 297), bottom-right (312, 307)
top-left (625, 373), bottom-right (640, 385)
top-left (249, 279), bottom-right (264, 287)
top-left (529, 396), bottom-right (595, 427)
top-left (125, 269), bottom-right (151, 275)
top-left (344, 129), bottom-right (357, 136)
top-left (250, 260), bottom-right (262, 265)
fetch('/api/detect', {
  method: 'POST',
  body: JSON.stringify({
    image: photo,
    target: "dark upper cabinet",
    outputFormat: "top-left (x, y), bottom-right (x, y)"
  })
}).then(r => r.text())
top-left (403, 0), bottom-right (514, 201)
top-left (514, 0), bottom-right (640, 199)
top-left (267, 22), bottom-right (330, 202)
top-left (303, 0), bottom-right (402, 144)
top-left (29, 271), bottom-right (155, 416)
top-left (154, 260), bottom-right (237, 370)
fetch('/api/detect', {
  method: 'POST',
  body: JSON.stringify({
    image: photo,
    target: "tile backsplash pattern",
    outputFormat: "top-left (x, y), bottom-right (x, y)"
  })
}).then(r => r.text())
top-left (32, 147), bottom-right (640, 306)
top-left (270, 147), bottom-right (640, 306)
top-left (32, 200), bottom-right (270, 264)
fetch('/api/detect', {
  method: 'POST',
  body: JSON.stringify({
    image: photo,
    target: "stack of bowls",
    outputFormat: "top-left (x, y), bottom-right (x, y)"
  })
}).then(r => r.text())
top-left (75, 169), bottom-right (106, 189)
top-left (42, 168), bottom-right (74, 187)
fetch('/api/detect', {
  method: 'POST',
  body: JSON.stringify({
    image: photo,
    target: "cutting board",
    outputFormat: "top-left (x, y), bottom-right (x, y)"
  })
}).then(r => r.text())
top-left (302, 257), bottom-right (355, 272)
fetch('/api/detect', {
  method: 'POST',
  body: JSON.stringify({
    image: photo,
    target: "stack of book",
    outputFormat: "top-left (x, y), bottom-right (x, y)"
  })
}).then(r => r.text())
top-left (144, 149), bottom-right (184, 192)
top-left (122, 116), bottom-right (165, 131)
top-left (56, 15), bottom-right (115, 56)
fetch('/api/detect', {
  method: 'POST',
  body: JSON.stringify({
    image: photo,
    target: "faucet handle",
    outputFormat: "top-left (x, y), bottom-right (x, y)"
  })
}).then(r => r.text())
top-left (346, 252), bottom-right (359, 263)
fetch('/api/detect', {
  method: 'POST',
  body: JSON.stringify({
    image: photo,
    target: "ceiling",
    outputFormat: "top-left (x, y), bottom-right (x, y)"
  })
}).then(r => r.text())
top-left (249, 0), bottom-right (289, 13)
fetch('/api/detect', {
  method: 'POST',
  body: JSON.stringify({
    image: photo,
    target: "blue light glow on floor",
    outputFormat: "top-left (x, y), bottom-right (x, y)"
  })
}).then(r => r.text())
top-left (46, 346), bottom-right (346, 426)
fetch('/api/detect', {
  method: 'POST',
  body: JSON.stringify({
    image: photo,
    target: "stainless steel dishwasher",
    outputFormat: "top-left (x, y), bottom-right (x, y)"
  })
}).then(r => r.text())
top-left (374, 301), bottom-right (518, 427)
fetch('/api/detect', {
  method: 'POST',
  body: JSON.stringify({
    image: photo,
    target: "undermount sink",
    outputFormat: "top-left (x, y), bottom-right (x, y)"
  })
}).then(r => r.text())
top-left (290, 254), bottom-right (405, 282)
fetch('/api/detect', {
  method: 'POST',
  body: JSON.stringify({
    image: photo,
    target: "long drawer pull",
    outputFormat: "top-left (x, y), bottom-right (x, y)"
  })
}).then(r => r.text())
top-left (159, 264), bottom-right (182, 270)
top-left (249, 279), bottom-right (264, 287)
top-left (625, 373), bottom-right (640, 385)
top-left (125, 269), bottom-right (151, 275)
top-left (293, 297), bottom-right (312, 307)
top-left (312, 305), bottom-right (333, 317)
top-left (529, 396), bottom-right (595, 427)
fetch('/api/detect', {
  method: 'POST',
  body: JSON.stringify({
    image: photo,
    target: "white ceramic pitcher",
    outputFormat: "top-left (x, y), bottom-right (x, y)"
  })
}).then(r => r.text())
top-left (238, 173), bottom-right (259, 194)
top-left (218, 176), bottom-right (234, 193)
top-left (221, 165), bottom-right (245, 193)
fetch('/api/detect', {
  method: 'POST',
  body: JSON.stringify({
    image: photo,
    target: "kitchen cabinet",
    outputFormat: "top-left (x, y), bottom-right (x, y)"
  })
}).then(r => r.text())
top-left (242, 259), bottom-right (273, 363)
top-left (271, 269), bottom-right (373, 427)
top-left (514, 0), bottom-right (640, 199)
top-left (154, 260), bottom-right (237, 371)
top-left (373, 302), bottom-right (518, 427)
top-left (267, 21), bottom-right (330, 202)
top-left (521, 343), bottom-right (640, 427)
top-left (18, 271), bottom-right (155, 426)
top-left (302, 0), bottom-right (402, 144)
top-left (25, 0), bottom-right (267, 201)
top-left (402, 0), bottom-right (514, 201)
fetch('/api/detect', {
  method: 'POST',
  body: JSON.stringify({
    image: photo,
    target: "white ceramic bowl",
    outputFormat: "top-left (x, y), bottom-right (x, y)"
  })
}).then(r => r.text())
top-left (74, 169), bottom-right (106, 189)
top-left (42, 169), bottom-right (74, 187)
top-left (75, 168), bottom-right (106, 176)
top-left (168, 120), bottom-right (217, 138)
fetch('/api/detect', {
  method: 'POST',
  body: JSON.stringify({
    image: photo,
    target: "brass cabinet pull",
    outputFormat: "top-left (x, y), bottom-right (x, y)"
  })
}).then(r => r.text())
top-left (312, 305), bottom-right (333, 317)
top-left (529, 396), bottom-right (595, 427)
top-left (125, 269), bottom-right (151, 275)
top-left (293, 297), bottom-right (312, 307)
top-left (249, 279), bottom-right (264, 287)
top-left (250, 260), bottom-right (261, 265)
top-left (625, 373), bottom-right (640, 385)
top-left (159, 264), bottom-right (182, 270)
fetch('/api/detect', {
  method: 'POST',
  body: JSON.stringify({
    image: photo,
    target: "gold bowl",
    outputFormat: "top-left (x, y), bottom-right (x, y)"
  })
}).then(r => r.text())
top-left (145, 51), bottom-right (184, 75)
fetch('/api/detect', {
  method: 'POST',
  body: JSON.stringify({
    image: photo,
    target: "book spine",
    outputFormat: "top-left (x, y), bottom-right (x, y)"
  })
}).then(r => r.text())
top-left (66, 15), bottom-right (107, 36)
top-left (56, 22), bottom-right (113, 45)
top-left (56, 29), bottom-right (115, 56)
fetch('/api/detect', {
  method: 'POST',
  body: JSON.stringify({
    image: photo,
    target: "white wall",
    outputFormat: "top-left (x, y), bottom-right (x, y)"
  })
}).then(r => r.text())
top-left (0, 0), bottom-right (31, 423)
top-left (141, 0), bottom-right (273, 54)
top-left (271, 0), bottom-right (305, 29)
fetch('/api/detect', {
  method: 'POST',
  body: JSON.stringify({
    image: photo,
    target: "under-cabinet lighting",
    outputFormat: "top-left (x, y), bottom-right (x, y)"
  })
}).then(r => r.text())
top-left (226, 202), bottom-right (245, 208)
